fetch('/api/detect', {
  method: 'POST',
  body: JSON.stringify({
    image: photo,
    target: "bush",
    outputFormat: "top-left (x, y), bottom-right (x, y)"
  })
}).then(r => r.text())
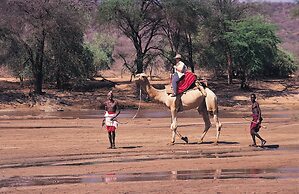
top-left (263, 49), bottom-right (298, 78)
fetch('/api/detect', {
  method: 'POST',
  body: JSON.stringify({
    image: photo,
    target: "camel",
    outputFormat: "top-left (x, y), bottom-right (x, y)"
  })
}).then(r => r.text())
top-left (134, 73), bottom-right (222, 144)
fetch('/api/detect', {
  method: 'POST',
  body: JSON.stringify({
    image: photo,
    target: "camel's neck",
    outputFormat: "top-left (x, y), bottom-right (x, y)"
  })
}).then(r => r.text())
top-left (142, 80), bottom-right (170, 106)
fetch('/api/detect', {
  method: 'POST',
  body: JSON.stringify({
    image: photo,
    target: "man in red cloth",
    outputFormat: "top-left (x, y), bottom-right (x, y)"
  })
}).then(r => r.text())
top-left (104, 91), bottom-right (119, 149)
top-left (249, 93), bottom-right (266, 147)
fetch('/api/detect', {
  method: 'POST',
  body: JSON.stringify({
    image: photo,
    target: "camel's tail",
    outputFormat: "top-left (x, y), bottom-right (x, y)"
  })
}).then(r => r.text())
top-left (205, 89), bottom-right (222, 131)
top-left (205, 88), bottom-right (219, 114)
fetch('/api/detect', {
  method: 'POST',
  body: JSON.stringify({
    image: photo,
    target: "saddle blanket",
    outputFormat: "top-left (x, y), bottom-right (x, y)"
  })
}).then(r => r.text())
top-left (177, 71), bottom-right (197, 94)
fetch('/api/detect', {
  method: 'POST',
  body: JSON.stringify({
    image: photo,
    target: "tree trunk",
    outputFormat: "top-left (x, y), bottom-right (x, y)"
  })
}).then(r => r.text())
top-left (19, 75), bottom-right (24, 88)
top-left (186, 33), bottom-right (195, 73)
top-left (34, 70), bottom-right (43, 94)
top-left (135, 51), bottom-right (144, 74)
top-left (187, 54), bottom-right (195, 73)
top-left (56, 69), bottom-right (62, 89)
top-left (33, 30), bottom-right (46, 94)
top-left (240, 71), bottom-right (249, 89)
top-left (226, 52), bottom-right (233, 84)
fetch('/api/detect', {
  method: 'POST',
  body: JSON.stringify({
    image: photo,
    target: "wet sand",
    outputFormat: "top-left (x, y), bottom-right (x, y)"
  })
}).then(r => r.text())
top-left (0, 107), bottom-right (299, 193)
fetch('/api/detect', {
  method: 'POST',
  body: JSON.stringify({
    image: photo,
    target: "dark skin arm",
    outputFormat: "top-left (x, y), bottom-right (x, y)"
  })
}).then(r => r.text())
top-left (256, 102), bottom-right (262, 123)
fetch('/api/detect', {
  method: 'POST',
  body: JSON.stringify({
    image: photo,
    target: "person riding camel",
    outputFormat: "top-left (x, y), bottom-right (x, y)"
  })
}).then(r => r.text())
top-left (171, 54), bottom-right (187, 97)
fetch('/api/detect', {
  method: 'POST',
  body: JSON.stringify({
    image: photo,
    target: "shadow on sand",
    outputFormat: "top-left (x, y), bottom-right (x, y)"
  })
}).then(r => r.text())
top-left (198, 141), bottom-right (239, 145)
top-left (174, 141), bottom-right (239, 145)
top-left (119, 146), bottom-right (143, 149)
top-left (257, 144), bottom-right (279, 149)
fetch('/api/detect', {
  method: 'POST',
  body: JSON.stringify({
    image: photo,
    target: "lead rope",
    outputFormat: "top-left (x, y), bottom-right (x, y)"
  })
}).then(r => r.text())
top-left (116, 86), bottom-right (142, 125)
top-left (132, 86), bottom-right (142, 120)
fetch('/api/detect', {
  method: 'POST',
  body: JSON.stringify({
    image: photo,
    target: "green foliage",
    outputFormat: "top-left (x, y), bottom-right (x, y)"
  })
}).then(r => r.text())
top-left (199, 0), bottom-right (251, 82)
top-left (160, 0), bottom-right (206, 72)
top-left (265, 49), bottom-right (298, 78)
top-left (1, 0), bottom-right (93, 91)
top-left (0, 27), bottom-right (32, 82)
top-left (45, 9), bottom-right (88, 86)
top-left (99, 0), bottom-right (141, 24)
top-left (224, 16), bottom-right (280, 87)
top-left (291, 1), bottom-right (299, 18)
top-left (199, 45), bottom-right (227, 77)
top-left (84, 33), bottom-right (115, 72)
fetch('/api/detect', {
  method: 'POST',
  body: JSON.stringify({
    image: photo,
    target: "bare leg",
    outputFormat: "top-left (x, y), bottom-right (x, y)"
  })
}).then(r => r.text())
top-left (250, 134), bottom-right (257, 146)
top-left (112, 131), bottom-right (116, 149)
top-left (254, 132), bottom-right (266, 146)
top-left (108, 132), bottom-right (113, 149)
top-left (250, 127), bottom-right (266, 146)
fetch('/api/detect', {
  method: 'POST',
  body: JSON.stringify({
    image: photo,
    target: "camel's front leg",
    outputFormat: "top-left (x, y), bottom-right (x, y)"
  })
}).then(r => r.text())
top-left (170, 109), bottom-right (178, 143)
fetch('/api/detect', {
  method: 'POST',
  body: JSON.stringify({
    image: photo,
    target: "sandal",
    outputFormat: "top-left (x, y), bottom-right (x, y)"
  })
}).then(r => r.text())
top-left (261, 140), bottom-right (267, 147)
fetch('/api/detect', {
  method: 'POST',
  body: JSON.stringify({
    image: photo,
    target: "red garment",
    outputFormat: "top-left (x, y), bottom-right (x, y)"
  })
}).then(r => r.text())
top-left (177, 72), bottom-right (197, 94)
top-left (106, 126), bottom-right (116, 132)
top-left (250, 114), bottom-right (260, 133)
top-left (105, 111), bottom-right (117, 132)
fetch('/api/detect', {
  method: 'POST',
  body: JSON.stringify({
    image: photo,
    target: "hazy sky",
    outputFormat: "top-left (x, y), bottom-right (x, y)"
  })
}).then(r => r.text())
top-left (264, 0), bottom-right (295, 1)
top-left (243, 0), bottom-right (295, 2)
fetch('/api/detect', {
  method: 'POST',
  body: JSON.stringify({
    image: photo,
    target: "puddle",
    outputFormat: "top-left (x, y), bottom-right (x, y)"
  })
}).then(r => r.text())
top-left (0, 150), bottom-right (256, 169)
top-left (0, 145), bottom-right (286, 170)
top-left (0, 126), bottom-right (86, 129)
top-left (1, 167), bottom-right (298, 188)
top-left (0, 109), bottom-right (298, 119)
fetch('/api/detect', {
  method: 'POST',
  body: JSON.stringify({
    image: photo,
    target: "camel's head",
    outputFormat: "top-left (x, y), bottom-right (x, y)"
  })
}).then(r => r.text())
top-left (134, 73), bottom-right (149, 86)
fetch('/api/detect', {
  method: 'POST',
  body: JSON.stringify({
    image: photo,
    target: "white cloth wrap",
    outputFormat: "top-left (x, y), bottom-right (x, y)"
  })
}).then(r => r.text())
top-left (174, 61), bottom-right (187, 78)
top-left (105, 111), bottom-right (118, 128)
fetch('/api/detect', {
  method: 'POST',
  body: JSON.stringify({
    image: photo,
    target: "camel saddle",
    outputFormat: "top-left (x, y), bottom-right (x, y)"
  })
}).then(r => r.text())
top-left (166, 72), bottom-right (207, 96)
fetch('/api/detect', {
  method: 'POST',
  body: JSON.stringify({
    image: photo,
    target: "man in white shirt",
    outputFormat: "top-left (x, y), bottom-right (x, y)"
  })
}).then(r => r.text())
top-left (171, 54), bottom-right (187, 97)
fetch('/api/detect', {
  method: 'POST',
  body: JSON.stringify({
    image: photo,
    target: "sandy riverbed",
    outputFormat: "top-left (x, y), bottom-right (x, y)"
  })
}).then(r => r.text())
top-left (0, 105), bottom-right (298, 193)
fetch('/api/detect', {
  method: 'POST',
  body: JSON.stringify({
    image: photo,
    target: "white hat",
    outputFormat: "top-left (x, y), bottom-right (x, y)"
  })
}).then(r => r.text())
top-left (174, 54), bottom-right (182, 59)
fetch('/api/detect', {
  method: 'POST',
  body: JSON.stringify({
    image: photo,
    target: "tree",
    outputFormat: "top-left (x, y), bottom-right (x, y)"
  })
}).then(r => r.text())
top-left (84, 32), bottom-right (116, 74)
top-left (224, 16), bottom-right (281, 88)
top-left (266, 49), bottom-right (298, 78)
top-left (202, 0), bottom-right (249, 83)
top-left (0, 0), bottom-right (92, 93)
top-left (291, 0), bottom-right (299, 17)
top-left (98, 0), bottom-right (163, 74)
top-left (0, 27), bottom-right (30, 85)
top-left (160, 0), bottom-right (206, 72)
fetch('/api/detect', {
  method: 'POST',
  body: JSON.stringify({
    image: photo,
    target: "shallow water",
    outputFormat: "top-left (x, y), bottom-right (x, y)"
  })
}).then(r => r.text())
top-left (0, 146), bottom-right (284, 170)
top-left (0, 109), bottom-right (298, 119)
top-left (1, 167), bottom-right (298, 188)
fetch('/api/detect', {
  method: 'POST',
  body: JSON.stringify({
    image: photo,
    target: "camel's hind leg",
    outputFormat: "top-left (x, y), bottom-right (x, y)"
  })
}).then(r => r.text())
top-left (213, 111), bottom-right (222, 144)
top-left (170, 109), bottom-right (178, 143)
top-left (198, 106), bottom-right (211, 143)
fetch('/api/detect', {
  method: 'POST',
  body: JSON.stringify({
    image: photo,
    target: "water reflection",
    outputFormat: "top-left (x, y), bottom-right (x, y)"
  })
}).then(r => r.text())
top-left (0, 151), bottom-right (251, 169)
top-left (0, 109), bottom-right (297, 119)
top-left (1, 168), bottom-right (298, 188)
